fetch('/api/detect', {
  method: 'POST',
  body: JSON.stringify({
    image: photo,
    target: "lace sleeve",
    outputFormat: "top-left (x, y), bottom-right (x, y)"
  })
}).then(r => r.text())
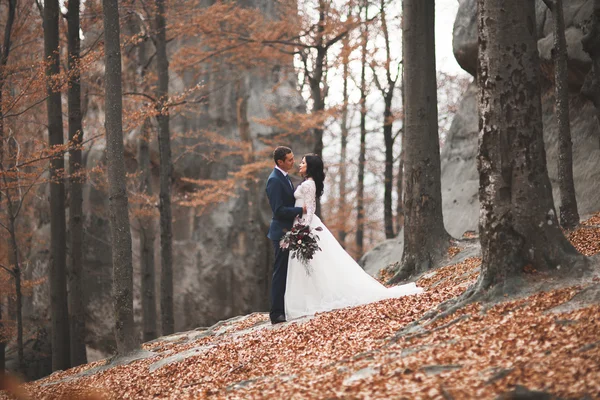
top-left (298, 180), bottom-right (316, 225)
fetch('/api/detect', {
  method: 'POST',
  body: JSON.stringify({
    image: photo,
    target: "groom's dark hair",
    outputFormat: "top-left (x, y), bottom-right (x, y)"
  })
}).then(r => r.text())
top-left (273, 146), bottom-right (292, 166)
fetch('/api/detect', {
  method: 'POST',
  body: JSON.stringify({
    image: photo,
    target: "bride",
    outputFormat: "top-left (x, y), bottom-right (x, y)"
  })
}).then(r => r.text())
top-left (284, 154), bottom-right (423, 320)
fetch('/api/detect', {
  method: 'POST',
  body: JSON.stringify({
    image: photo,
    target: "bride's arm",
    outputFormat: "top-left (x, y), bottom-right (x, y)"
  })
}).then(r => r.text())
top-left (297, 181), bottom-right (316, 225)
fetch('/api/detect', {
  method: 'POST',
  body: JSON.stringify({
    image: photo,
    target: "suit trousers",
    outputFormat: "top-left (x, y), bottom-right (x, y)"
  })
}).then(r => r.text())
top-left (270, 239), bottom-right (289, 321)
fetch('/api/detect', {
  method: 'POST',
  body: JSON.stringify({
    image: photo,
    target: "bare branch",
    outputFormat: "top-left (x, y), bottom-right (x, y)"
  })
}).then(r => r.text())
top-left (1, 96), bottom-right (49, 119)
top-left (123, 91), bottom-right (157, 103)
top-left (0, 263), bottom-right (15, 275)
top-left (13, 170), bottom-right (46, 220)
top-left (0, 219), bottom-right (9, 233)
top-left (11, 133), bottom-right (103, 170)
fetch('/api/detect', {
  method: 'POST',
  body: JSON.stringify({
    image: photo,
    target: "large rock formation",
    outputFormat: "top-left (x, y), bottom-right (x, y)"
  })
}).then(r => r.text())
top-left (13, 1), bottom-right (310, 376)
top-left (362, 0), bottom-right (600, 274)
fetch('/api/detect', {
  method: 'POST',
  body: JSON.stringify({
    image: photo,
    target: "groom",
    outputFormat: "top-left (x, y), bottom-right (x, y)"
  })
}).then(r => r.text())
top-left (266, 146), bottom-right (306, 324)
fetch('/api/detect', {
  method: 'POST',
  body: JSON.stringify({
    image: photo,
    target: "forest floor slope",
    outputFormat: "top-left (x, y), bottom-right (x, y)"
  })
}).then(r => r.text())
top-left (2, 214), bottom-right (600, 399)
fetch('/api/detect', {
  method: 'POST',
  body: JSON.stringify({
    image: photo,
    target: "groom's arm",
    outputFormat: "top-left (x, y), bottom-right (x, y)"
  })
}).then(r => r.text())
top-left (266, 178), bottom-right (303, 221)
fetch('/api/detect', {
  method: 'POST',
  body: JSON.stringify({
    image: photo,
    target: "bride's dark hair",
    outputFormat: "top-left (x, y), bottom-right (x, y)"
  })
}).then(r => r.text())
top-left (303, 153), bottom-right (325, 199)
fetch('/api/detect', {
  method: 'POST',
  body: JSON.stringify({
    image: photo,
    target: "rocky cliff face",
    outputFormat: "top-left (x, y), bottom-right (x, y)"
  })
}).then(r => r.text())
top-left (362, 0), bottom-right (600, 275)
top-left (13, 1), bottom-right (310, 376)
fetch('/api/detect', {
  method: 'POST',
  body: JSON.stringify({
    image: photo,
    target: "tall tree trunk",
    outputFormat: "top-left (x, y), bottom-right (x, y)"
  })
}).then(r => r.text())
top-left (155, 0), bottom-right (174, 336)
top-left (338, 35), bottom-right (349, 247)
top-left (309, 49), bottom-right (325, 218)
top-left (395, 141), bottom-right (404, 233)
top-left (383, 91), bottom-right (394, 239)
top-left (392, 0), bottom-right (449, 283)
top-left (102, 0), bottom-right (136, 354)
top-left (138, 119), bottom-right (157, 342)
top-left (0, 137), bottom-right (24, 374)
top-left (311, 0), bottom-right (326, 160)
top-left (67, 0), bottom-right (87, 367)
top-left (130, 14), bottom-right (157, 343)
top-left (475, 0), bottom-right (585, 295)
top-left (355, 2), bottom-right (368, 257)
top-left (309, 0), bottom-right (329, 217)
top-left (546, 0), bottom-right (580, 229)
top-left (581, 0), bottom-right (600, 144)
top-left (0, 0), bottom-right (16, 373)
top-left (376, 0), bottom-right (398, 239)
top-left (44, 0), bottom-right (71, 371)
top-left (7, 204), bottom-right (23, 373)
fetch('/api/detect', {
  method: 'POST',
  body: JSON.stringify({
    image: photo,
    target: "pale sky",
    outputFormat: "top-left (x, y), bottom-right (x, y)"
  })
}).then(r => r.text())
top-left (435, 0), bottom-right (465, 76)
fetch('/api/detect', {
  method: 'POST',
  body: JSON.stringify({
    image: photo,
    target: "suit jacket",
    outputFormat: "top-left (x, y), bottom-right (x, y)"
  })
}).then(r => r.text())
top-left (266, 168), bottom-right (303, 241)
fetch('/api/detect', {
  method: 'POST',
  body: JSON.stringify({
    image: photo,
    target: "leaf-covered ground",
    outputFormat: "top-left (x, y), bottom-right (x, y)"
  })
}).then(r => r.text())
top-left (2, 214), bottom-right (600, 399)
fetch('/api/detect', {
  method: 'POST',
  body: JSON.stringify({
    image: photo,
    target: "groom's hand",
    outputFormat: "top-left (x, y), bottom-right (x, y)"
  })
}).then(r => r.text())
top-left (303, 205), bottom-right (307, 214)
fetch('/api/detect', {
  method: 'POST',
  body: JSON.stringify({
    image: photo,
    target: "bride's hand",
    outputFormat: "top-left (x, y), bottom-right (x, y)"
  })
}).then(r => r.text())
top-left (303, 205), bottom-right (307, 214)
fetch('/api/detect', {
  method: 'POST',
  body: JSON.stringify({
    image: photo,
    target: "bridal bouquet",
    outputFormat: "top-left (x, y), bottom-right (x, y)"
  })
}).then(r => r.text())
top-left (280, 224), bottom-right (323, 275)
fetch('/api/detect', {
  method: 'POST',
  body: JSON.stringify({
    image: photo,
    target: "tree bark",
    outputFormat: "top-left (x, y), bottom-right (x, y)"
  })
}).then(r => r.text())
top-left (581, 0), bottom-right (600, 145)
top-left (155, 0), bottom-right (174, 336)
top-left (7, 201), bottom-right (24, 373)
top-left (311, 0), bottom-right (326, 160)
top-left (393, 0), bottom-right (449, 283)
top-left (395, 141), bottom-right (404, 233)
top-left (138, 119), bottom-right (157, 342)
top-left (338, 34), bottom-right (349, 247)
top-left (44, 0), bottom-right (71, 371)
top-left (102, 0), bottom-right (137, 354)
top-left (0, 138), bottom-right (24, 374)
top-left (67, 0), bottom-right (87, 367)
top-left (355, 1), bottom-right (368, 257)
top-left (475, 0), bottom-right (585, 295)
top-left (129, 13), bottom-right (157, 343)
top-left (383, 92), bottom-right (394, 239)
top-left (376, 0), bottom-right (397, 239)
top-left (547, 0), bottom-right (580, 230)
top-left (396, 74), bottom-right (406, 234)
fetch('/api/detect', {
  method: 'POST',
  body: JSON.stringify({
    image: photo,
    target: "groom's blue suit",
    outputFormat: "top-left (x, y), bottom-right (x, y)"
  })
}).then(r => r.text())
top-left (266, 168), bottom-right (303, 322)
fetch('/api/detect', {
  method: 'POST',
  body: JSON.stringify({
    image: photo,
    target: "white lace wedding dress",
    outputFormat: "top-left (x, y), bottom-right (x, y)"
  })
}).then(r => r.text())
top-left (284, 179), bottom-right (423, 320)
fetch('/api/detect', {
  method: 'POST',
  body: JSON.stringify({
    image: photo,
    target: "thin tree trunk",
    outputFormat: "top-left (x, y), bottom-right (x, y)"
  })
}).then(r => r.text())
top-left (376, 0), bottom-right (397, 239)
top-left (581, 0), bottom-right (600, 145)
top-left (0, 138), bottom-right (23, 374)
top-left (138, 119), bottom-right (157, 342)
top-left (311, 0), bottom-right (326, 160)
top-left (356, 1), bottom-right (368, 257)
top-left (44, 0), bottom-right (71, 371)
top-left (338, 35), bottom-right (349, 247)
top-left (309, 0), bottom-right (330, 217)
top-left (393, 0), bottom-right (450, 283)
top-left (383, 92), bottom-right (394, 239)
top-left (310, 52), bottom-right (325, 218)
top-left (396, 142), bottom-right (404, 232)
top-left (155, 0), bottom-right (174, 336)
top-left (1, 137), bottom-right (24, 374)
top-left (7, 208), bottom-right (23, 373)
top-left (67, 0), bottom-right (87, 367)
top-left (102, 0), bottom-right (136, 355)
top-left (130, 14), bottom-right (157, 343)
top-left (546, 0), bottom-right (580, 229)
top-left (475, 0), bottom-right (585, 295)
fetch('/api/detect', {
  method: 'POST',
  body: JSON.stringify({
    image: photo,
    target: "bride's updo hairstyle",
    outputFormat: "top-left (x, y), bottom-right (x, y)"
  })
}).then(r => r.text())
top-left (304, 153), bottom-right (325, 199)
